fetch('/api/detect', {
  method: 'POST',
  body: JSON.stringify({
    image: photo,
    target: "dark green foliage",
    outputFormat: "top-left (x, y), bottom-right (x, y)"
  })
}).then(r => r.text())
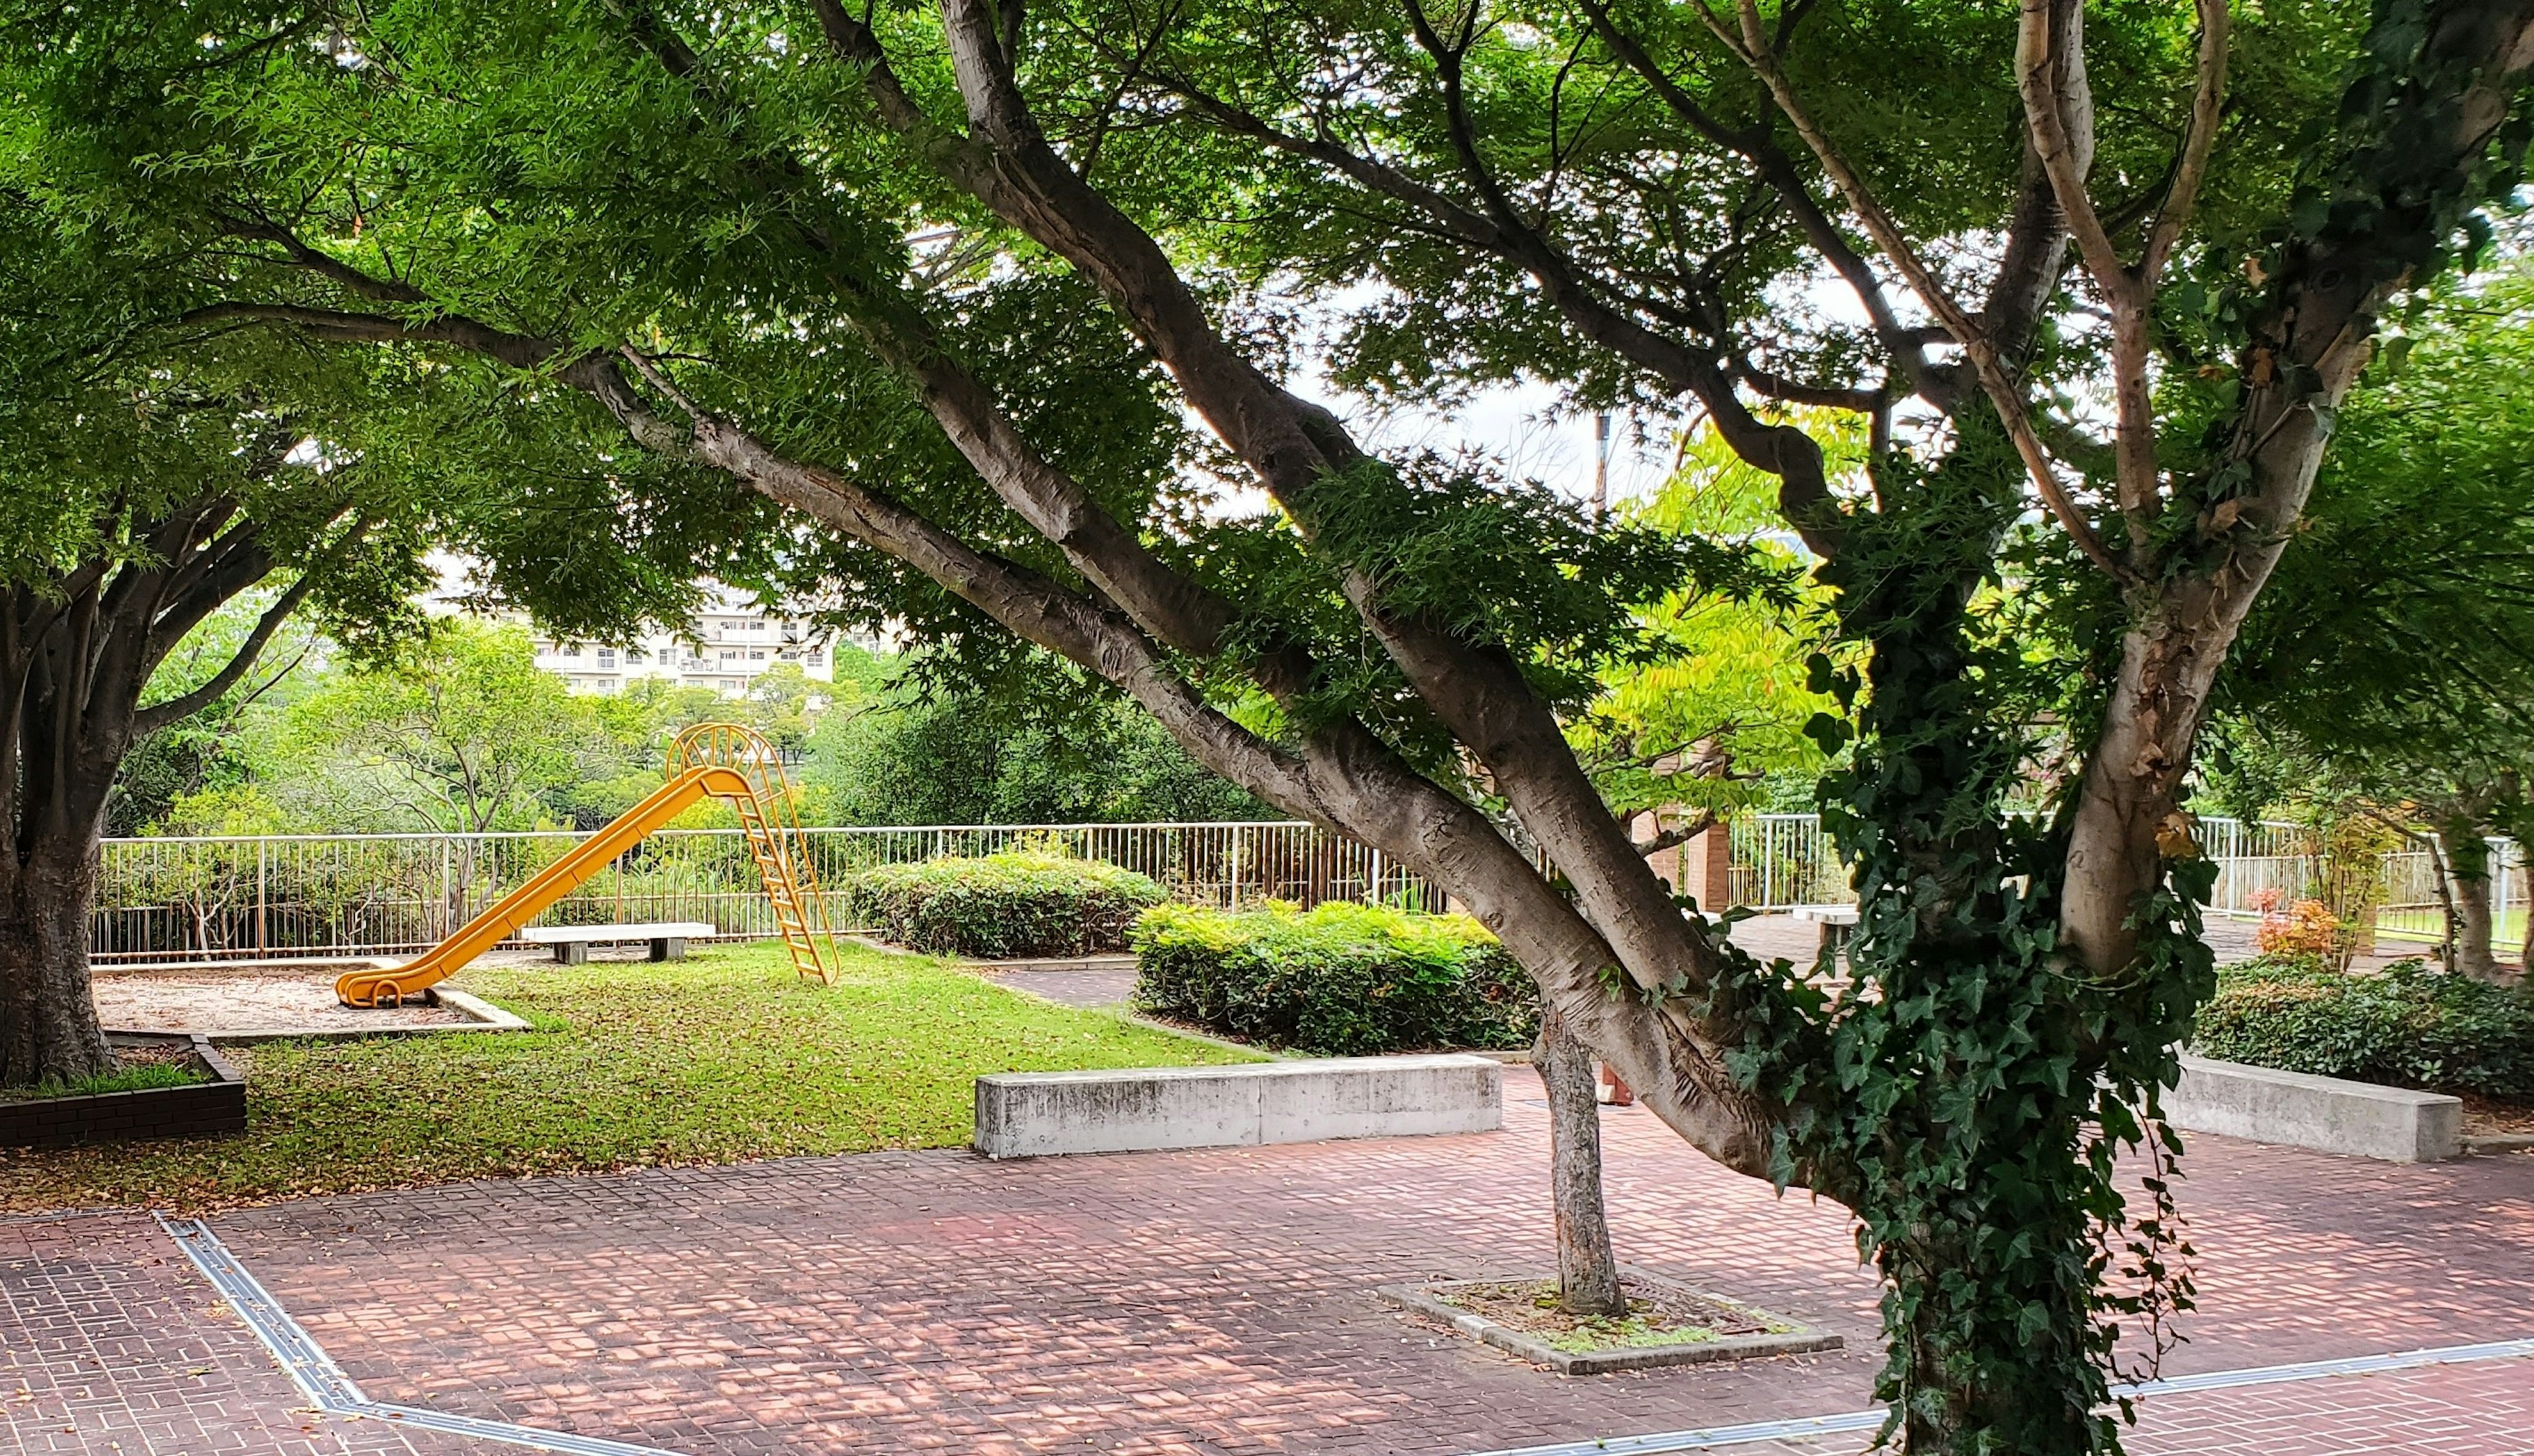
top-left (2194, 957), bottom-right (2534, 1097)
top-left (1130, 902), bottom-right (1539, 1055)
top-left (1688, 417), bottom-right (2213, 1451)
top-left (844, 850), bottom-right (1168, 958)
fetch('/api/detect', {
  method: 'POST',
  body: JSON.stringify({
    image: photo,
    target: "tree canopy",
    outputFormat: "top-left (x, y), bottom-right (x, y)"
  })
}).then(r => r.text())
top-left (7, 1), bottom-right (2532, 1449)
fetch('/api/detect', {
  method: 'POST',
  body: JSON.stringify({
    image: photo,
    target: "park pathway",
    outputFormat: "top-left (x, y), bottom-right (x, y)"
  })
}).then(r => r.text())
top-left (6, 1071), bottom-right (2531, 1456)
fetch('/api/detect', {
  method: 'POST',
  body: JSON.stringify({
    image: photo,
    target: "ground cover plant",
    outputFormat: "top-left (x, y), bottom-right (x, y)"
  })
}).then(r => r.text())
top-left (845, 849), bottom-right (1168, 957)
top-left (0, 942), bottom-right (1252, 1212)
top-left (0, 1061), bottom-right (206, 1102)
top-left (1132, 902), bottom-right (1538, 1054)
top-left (2193, 954), bottom-right (2534, 1097)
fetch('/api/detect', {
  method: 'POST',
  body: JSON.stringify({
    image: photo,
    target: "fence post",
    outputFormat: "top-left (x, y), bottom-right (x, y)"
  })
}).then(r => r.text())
top-left (255, 839), bottom-right (268, 955)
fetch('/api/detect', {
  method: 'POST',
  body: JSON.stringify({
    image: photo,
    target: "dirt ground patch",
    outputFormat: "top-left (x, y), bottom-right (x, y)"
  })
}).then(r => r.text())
top-left (2461, 1092), bottom-right (2534, 1137)
top-left (93, 965), bottom-right (475, 1035)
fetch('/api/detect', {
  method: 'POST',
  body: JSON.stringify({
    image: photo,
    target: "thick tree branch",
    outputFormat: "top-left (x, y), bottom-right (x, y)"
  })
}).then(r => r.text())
top-left (2141, 0), bottom-right (2232, 283)
top-left (1705, 0), bottom-right (2135, 585)
top-left (131, 553), bottom-right (313, 736)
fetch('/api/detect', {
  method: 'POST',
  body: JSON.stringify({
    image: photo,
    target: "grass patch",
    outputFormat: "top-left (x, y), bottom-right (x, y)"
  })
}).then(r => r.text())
top-left (0, 942), bottom-right (1257, 1212)
top-left (1, 1062), bottom-right (207, 1102)
top-left (1433, 1277), bottom-right (1795, 1354)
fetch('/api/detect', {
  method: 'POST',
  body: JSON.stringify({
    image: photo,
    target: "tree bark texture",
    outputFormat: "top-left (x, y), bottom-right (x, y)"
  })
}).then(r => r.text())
top-left (1534, 1002), bottom-right (1625, 1318)
top-left (2441, 821), bottom-right (2504, 982)
top-left (0, 493), bottom-right (317, 1089)
top-left (0, 831), bottom-right (113, 1087)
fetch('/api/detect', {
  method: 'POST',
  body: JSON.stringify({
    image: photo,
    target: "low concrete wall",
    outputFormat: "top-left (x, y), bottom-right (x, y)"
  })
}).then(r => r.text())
top-left (974, 1054), bottom-right (1502, 1158)
top-left (2167, 1055), bottom-right (2463, 1162)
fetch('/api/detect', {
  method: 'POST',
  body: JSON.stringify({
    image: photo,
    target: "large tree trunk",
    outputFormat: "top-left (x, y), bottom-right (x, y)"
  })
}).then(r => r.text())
top-left (0, 831), bottom-right (112, 1087)
top-left (1534, 1001), bottom-right (1625, 1317)
top-left (2442, 821), bottom-right (2504, 982)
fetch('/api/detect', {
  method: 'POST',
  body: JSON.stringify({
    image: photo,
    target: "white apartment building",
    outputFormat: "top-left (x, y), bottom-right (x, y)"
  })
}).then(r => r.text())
top-left (529, 600), bottom-right (840, 697)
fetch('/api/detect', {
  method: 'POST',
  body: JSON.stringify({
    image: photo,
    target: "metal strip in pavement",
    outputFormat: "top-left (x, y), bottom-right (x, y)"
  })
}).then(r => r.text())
top-left (159, 1215), bottom-right (689, 1456)
top-left (1452, 1335), bottom-right (2534, 1456)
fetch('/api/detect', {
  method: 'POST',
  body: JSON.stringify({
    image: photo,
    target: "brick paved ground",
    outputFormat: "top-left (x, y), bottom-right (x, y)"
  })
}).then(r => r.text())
top-left (168, 1081), bottom-right (2533, 1456)
top-left (0, 1212), bottom-right (472, 1456)
top-left (7, 1069), bottom-right (2530, 1455)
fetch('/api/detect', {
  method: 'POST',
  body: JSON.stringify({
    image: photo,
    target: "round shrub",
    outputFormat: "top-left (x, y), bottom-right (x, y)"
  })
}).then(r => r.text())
top-left (1130, 901), bottom-right (1540, 1055)
top-left (844, 849), bottom-right (1167, 959)
top-left (2192, 955), bottom-right (2534, 1098)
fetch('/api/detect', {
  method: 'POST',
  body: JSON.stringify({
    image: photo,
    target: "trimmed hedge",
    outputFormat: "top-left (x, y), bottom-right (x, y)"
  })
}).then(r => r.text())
top-left (2192, 955), bottom-right (2534, 1098)
top-left (843, 849), bottom-right (1167, 958)
top-left (1130, 901), bottom-right (1539, 1055)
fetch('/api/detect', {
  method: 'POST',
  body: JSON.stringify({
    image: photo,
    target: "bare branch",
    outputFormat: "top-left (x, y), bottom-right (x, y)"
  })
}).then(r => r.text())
top-left (2140, 0), bottom-right (2230, 283)
top-left (1707, 0), bottom-right (2135, 585)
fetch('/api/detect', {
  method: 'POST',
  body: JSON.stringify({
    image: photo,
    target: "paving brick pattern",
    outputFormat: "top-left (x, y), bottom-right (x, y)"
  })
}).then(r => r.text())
top-left (0, 1212), bottom-right (469, 1456)
top-left (7, 1068), bottom-right (2531, 1456)
top-left (175, 1081), bottom-right (2534, 1456)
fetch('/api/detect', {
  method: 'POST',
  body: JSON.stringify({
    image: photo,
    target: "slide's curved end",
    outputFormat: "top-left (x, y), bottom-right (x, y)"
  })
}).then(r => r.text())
top-left (336, 961), bottom-right (425, 1009)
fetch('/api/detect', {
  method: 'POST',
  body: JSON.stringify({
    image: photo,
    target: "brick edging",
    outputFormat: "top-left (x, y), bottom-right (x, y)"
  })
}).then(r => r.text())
top-left (0, 1033), bottom-right (246, 1148)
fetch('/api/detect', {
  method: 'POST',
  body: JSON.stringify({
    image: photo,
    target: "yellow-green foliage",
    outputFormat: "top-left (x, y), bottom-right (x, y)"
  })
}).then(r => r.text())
top-left (1579, 417), bottom-right (1854, 819)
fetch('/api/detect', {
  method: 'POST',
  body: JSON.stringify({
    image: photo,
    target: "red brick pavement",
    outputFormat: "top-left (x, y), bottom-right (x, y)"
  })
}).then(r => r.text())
top-left (162, 1078), bottom-right (2533, 1456)
top-left (0, 1211), bottom-right (471, 1456)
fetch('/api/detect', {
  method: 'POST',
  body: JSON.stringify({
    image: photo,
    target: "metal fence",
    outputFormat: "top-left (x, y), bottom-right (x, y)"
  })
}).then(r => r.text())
top-left (1722, 812), bottom-right (2523, 941)
top-left (89, 813), bottom-right (2532, 965)
top-left (91, 821), bottom-right (1441, 965)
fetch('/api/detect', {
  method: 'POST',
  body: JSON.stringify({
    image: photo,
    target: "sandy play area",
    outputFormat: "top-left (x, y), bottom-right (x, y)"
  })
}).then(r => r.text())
top-left (94, 963), bottom-right (487, 1036)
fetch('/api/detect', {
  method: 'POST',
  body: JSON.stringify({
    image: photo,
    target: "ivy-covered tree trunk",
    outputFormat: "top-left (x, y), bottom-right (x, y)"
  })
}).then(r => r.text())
top-left (1534, 1002), bottom-right (1624, 1318)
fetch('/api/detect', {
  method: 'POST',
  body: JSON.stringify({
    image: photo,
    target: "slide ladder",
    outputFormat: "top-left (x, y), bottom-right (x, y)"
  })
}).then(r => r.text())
top-left (337, 722), bottom-right (838, 1007)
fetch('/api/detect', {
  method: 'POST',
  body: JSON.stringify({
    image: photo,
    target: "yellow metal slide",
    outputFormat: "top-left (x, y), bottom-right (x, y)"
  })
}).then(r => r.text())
top-left (336, 723), bottom-right (839, 1007)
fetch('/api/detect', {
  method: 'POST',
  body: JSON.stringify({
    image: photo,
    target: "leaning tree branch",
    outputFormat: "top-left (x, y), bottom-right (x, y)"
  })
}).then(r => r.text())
top-left (2140, 0), bottom-right (2231, 284)
top-left (1572, 0), bottom-right (1947, 406)
top-left (130, 549), bottom-right (317, 735)
top-left (1705, 0), bottom-right (2135, 585)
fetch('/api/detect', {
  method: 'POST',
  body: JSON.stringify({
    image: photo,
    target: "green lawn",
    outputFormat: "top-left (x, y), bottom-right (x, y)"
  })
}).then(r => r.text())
top-left (0, 942), bottom-right (1257, 1212)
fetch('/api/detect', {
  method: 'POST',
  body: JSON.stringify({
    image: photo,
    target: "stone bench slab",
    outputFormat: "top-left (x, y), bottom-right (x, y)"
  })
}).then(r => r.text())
top-left (2168, 1055), bottom-right (2463, 1162)
top-left (974, 1054), bottom-right (1503, 1158)
top-left (519, 922), bottom-right (719, 964)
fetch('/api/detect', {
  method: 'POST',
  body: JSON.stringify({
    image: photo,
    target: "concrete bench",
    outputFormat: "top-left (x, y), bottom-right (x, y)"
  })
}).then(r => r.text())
top-left (1789, 903), bottom-right (1860, 957)
top-left (2166, 1055), bottom-right (2463, 1162)
top-left (974, 1054), bottom-right (1503, 1158)
top-left (519, 922), bottom-right (719, 965)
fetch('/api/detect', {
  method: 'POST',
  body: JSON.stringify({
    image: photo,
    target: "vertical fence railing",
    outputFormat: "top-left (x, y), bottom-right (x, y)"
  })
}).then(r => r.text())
top-left (91, 821), bottom-right (1445, 964)
top-left (90, 814), bottom-right (2529, 964)
top-left (1717, 813), bottom-right (2521, 939)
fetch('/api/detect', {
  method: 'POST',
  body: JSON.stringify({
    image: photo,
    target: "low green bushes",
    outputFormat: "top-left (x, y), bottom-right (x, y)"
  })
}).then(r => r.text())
top-left (843, 848), bottom-right (1167, 958)
top-left (2192, 955), bottom-right (2534, 1097)
top-left (1130, 901), bottom-right (1539, 1054)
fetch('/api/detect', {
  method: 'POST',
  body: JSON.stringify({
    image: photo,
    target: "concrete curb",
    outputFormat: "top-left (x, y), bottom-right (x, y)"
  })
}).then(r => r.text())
top-left (2167, 1056), bottom-right (2463, 1162)
top-left (975, 1054), bottom-right (1502, 1158)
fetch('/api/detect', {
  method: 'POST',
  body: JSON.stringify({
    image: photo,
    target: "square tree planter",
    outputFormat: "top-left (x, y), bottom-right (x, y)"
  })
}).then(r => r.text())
top-left (1379, 1266), bottom-right (1842, 1375)
top-left (0, 1033), bottom-right (246, 1149)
